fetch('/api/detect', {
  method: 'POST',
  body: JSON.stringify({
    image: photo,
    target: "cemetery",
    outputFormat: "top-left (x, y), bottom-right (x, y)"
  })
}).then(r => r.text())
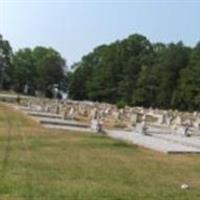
top-left (1, 93), bottom-right (200, 154)
top-left (1, 97), bottom-right (200, 200)
top-left (0, 1), bottom-right (199, 199)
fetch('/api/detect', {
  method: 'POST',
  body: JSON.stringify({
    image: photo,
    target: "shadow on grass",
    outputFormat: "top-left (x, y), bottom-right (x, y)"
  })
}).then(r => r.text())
top-left (112, 140), bottom-right (138, 149)
top-left (81, 135), bottom-right (138, 150)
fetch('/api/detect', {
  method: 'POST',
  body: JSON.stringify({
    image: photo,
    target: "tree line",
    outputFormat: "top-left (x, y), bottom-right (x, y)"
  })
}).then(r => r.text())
top-left (0, 33), bottom-right (200, 111)
top-left (69, 34), bottom-right (200, 111)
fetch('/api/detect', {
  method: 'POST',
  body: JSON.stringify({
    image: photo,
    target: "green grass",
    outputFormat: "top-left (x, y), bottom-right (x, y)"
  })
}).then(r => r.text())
top-left (0, 103), bottom-right (200, 200)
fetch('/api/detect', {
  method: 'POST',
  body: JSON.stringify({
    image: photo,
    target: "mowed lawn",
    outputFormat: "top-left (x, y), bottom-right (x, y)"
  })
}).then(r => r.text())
top-left (0, 104), bottom-right (200, 200)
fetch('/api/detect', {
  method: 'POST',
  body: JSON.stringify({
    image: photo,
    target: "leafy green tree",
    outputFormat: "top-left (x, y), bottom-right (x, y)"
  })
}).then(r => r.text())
top-left (33, 47), bottom-right (66, 97)
top-left (69, 45), bottom-right (108, 101)
top-left (153, 42), bottom-right (190, 108)
top-left (69, 34), bottom-right (154, 104)
top-left (0, 34), bottom-right (12, 90)
top-left (132, 65), bottom-right (159, 107)
top-left (12, 48), bottom-right (36, 94)
top-left (12, 46), bottom-right (66, 97)
top-left (118, 34), bottom-right (153, 104)
top-left (87, 43), bottom-right (122, 102)
top-left (68, 65), bottom-right (89, 100)
top-left (176, 42), bottom-right (200, 110)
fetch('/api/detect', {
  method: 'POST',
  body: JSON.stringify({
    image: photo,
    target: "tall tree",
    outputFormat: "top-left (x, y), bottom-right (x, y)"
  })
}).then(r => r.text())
top-left (12, 46), bottom-right (66, 97)
top-left (176, 42), bottom-right (200, 110)
top-left (33, 47), bottom-right (66, 97)
top-left (118, 34), bottom-right (153, 104)
top-left (0, 34), bottom-right (12, 90)
top-left (12, 48), bottom-right (36, 94)
top-left (153, 42), bottom-right (191, 108)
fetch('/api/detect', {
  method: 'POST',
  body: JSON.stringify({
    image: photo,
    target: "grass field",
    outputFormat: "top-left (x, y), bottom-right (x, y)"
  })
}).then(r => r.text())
top-left (0, 104), bottom-right (200, 200)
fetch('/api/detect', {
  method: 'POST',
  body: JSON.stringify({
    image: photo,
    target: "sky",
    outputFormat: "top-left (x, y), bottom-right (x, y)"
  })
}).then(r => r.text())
top-left (0, 0), bottom-right (200, 66)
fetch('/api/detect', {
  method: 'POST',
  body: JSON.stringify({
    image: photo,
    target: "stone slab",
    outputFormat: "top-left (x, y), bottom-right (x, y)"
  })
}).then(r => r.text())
top-left (153, 133), bottom-right (200, 149)
top-left (106, 130), bottom-right (200, 154)
top-left (27, 111), bottom-right (62, 119)
top-left (37, 117), bottom-right (90, 129)
top-left (43, 124), bottom-right (95, 133)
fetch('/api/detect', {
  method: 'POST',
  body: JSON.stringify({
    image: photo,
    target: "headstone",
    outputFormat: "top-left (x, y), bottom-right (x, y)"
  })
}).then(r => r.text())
top-left (91, 119), bottom-right (103, 133)
top-left (91, 108), bottom-right (98, 120)
top-left (130, 113), bottom-right (138, 126)
top-left (183, 124), bottom-right (192, 137)
top-left (68, 107), bottom-right (75, 119)
top-left (55, 105), bottom-right (60, 114)
top-left (193, 119), bottom-right (200, 130)
top-left (136, 121), bottom-right (148, 135)
top-left (28, 100), bottom-right (32, 110)
top-left (173, 116), bottom-right (182, 126)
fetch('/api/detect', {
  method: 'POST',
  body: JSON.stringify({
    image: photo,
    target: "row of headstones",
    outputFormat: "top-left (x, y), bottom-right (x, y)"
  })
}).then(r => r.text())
top-left (19, 98), bottom-right (200, 135)
top-left (155, 111), bottom-right (200, 135)
top-left (25, 99), bottom-right (140, 122)
top-left (91, 112), bottom-right (198, 137)
top-left (136, 119), bottom-right (193, 137)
